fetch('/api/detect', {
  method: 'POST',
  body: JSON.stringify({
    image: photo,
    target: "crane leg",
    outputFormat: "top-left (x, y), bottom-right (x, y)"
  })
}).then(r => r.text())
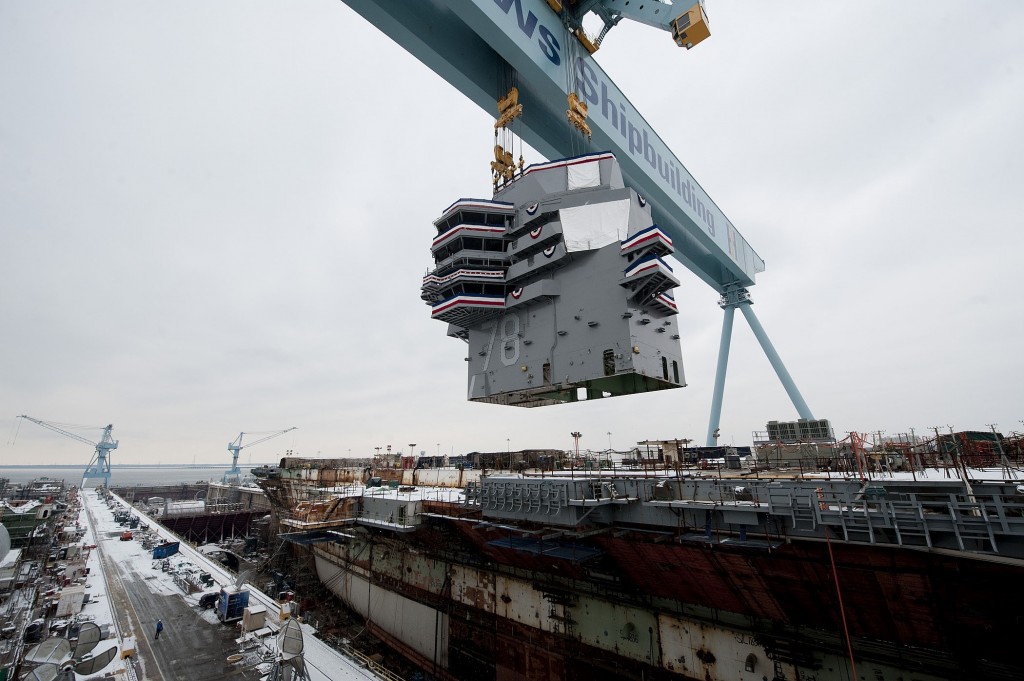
top-left (706, 305), bottom-right (735, 446)
top-left (738, 302), bottom-right (814, 420)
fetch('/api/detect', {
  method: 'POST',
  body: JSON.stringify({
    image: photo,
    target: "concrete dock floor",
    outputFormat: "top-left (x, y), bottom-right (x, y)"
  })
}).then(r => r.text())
top-left (80, 489), bottom-right (380, 681)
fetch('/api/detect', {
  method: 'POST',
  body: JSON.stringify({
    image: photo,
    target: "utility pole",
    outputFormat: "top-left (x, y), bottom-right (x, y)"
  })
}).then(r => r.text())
top-left (900, 431), bottom-right (917, 481)
top-left (987, 423), bottom-right (1016, 479)
top-left (947, 425), bottom-right (979, 513)
top-left (930, 426), bottom-right (945, 475)
top-left (571, 432), bottom-right (582, 476)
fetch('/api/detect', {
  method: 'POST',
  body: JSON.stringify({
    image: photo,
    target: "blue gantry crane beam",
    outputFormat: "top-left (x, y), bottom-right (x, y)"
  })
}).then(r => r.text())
top-left (343, 0), bottom-right (760, 290)
top-left (17, 415), bottom-right (118, 487)
top-left (342, 0), bottom-right (813, 443)
top-left (225, 427), bottom-right (297, 483)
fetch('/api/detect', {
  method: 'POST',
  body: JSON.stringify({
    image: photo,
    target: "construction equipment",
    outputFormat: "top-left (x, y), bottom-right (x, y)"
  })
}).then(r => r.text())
top-left (268, 618), bottom-right (309, 681)
top-left (224, 427), bottom-right (296, 484)
top-left (343, 0), bottom-right (813, 437)
top-left (23, 622), bottom-right (118, 681)
top-left (17, 416), bottom-right (118, 488)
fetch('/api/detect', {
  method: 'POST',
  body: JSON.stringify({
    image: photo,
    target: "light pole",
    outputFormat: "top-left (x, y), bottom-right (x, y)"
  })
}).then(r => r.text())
top-left (571, 432), bottom-right (582, 471)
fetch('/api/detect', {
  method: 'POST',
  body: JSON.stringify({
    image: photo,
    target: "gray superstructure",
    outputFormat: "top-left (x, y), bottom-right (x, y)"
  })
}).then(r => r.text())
top-left (423, 152), bottom-right (685, 406)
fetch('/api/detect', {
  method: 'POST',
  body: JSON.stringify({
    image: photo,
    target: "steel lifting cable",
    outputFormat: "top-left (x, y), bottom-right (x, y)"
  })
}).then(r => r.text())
top-left (7, 417), bottom-right (22, 446)
top-left (500, 60), bottom-right (507, 167)
top-left (560, 12), bottom-right (574, 157)
top-left (499, 67), bottom-right (508, 182)
top-left (514, 68), bottom-right (520, 177)
top-left (507, 63), bottom-right (513, 171)
top-left (495, 56), bottom-right (514, 188)
top-left (513, 68), bottom-right (522, 176)
top-left (566, 10), bottom-right (590, 159)
top-left (494, 58), bottom-right (502, 188)
top-left (825, 527), bottom-right (859, 680)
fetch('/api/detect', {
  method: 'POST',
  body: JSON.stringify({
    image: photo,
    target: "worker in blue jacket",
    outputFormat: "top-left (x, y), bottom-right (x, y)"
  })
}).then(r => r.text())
top-left (155, 619), bottom-right (164, 640)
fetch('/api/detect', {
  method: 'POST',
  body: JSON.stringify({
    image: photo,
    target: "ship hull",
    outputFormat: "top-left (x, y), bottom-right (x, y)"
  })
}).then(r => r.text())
top-left (309, 521), bottom-right (1018, 681)
top-left (261, 458), bottom-right (1024, 680)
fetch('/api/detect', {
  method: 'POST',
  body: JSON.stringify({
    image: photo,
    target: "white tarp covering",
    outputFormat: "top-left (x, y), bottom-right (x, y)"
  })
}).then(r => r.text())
top-left (559, 199), bottom-right (631, 252)
top-left (164, 500), bottom-right (205, 516)
top-left (567, 159), bottom-right (601, 190)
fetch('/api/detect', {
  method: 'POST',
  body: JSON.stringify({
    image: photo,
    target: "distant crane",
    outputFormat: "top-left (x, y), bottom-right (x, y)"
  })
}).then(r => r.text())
top-left (224, 427), bottom-right (297, 483)
top-left (17, 415), bottom-right (118, 488)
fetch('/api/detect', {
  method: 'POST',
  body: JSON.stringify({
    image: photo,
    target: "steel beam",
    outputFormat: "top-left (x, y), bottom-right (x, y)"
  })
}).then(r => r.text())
top-left (738, 302), bottom-right (814, 420)
top-left (340, 0), bottom-right (763, 291)
top-left (705, 305), bottom-right (735, 446)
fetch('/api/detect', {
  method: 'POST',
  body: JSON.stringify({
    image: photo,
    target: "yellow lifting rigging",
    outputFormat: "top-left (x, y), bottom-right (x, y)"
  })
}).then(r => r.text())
top-left (492, 86), bottom-right (525, 188)
top-left (494, 86), bottom-right (522, 130)
top-left (488, 2), bottom-right (710, 186)
top-left (566, 91), bottom-right (591, 140)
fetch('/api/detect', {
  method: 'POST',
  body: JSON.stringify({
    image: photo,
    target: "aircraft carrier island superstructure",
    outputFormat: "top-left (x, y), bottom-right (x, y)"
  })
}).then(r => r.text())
top-left (422, 152), bottom-right (685, 407)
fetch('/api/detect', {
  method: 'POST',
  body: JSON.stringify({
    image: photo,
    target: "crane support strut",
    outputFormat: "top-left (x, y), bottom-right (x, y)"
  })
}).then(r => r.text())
top-left (705, 287), bottom-right (814, 445)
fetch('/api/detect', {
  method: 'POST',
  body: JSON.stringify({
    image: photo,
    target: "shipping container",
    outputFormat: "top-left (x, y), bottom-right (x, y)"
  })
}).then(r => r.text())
top-left (152, 542), bottom-right (180, 559)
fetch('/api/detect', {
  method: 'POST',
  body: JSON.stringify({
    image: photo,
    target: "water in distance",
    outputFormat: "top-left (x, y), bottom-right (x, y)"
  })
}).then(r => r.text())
top-left (0, 464), bottom-right (270, 486)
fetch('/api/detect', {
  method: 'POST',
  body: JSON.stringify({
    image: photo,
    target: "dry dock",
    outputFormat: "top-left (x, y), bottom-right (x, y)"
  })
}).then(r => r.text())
top-left (78, 488), bottom-right (385, 681)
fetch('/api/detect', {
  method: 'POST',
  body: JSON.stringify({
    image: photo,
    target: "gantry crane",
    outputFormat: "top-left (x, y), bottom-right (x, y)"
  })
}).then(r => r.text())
top-left (224, 427), bottom-right (297, 483)
top-left (343, 0), bottom-right (814, 443)
top-left (17, 415), bottom-right (118, 487)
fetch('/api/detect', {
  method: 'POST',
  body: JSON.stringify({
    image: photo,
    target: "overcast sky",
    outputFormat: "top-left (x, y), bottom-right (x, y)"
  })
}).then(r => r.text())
top-left (2, 2), bottom-right (1023, 466)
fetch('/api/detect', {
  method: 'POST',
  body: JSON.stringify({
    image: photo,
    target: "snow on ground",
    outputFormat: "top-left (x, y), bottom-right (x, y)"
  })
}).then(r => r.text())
top-left (80, 489), bottom-right (381, 680)
top-left (75, 493), bottom-right (126, 678)
top-left (802, 466), bottom-right (1023, 483)
top-left (362, 484), bottom-right (466, 503)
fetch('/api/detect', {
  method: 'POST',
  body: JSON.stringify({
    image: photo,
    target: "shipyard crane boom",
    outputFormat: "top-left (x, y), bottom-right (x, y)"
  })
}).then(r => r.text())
top-left (342, 0), bottom-right (814, 442)
top-left (225, 427), bottom-right (297, 483)
top-left (17, 415), bottom-right (118, 488)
